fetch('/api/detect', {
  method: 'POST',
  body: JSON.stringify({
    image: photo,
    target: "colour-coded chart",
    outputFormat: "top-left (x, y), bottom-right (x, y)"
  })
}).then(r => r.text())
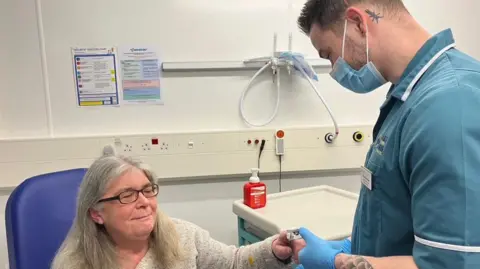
top-left (72, 47), bottom-right (119, 107)
top-left (119, 47), bottom-right (162, 105)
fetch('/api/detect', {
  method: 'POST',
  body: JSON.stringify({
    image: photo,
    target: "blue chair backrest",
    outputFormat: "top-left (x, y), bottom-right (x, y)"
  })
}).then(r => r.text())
top-left (5, 168), bottom-right (87, 269)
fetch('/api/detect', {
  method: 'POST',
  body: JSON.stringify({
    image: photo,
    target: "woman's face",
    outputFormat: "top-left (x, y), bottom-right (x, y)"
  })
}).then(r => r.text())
top-left (91, 167), bottom-right (158, 242)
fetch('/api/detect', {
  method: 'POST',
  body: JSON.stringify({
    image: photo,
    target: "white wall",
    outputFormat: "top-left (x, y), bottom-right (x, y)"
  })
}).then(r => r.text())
top-left (1, 0), bottom-right (387, 139)
top-left (0, 0), bottom-right (49, 138)
top-left (1, 0), bottom-right (479, 267)
top-left (2, 1), bottom-right (479, 138)
top-left (0, 192), bottom-right (9, 268)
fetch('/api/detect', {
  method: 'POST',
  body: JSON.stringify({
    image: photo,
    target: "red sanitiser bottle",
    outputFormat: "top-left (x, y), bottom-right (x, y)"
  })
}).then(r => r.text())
top-left (243, 168), bottom-right (266, 209)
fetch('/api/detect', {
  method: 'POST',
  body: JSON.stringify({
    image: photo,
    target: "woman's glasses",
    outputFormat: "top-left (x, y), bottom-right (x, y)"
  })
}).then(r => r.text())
top-left (97, 184), bottom-right (159, 204)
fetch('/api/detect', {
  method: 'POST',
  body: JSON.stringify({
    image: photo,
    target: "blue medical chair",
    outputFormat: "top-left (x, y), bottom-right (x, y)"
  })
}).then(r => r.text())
top-left (5, 168), bottom-right (87, 269)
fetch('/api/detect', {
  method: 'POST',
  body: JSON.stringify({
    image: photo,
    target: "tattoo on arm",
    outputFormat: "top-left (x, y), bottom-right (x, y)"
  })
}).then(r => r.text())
top-left (365, 9), bottom-right (383, 23)
top-left (337, 255), bottom-right (374, 269)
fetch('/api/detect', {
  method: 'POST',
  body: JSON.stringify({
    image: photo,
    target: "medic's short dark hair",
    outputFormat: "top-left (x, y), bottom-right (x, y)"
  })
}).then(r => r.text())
top-left (297, 0), bottom-right (406, 35)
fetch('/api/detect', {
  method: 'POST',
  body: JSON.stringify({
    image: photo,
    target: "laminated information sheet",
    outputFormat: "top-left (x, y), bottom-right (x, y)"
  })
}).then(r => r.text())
top-left (72, 47), bottom-right (119, 107)
top-left (119, 47), bottom-right (163, 105)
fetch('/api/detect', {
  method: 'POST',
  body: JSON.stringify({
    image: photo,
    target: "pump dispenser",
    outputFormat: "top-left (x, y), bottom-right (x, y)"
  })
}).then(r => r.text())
top-left (249, 168), bottom-right (260, 183)
top-left (243, 168), bottom-right (267, 209)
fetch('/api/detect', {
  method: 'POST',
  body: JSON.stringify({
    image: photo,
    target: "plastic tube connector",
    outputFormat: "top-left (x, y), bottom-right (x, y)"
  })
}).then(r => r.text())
top-left (286, 61), bottom-right (292, 75)
top-left (353, 131), bottom-right (364, 142)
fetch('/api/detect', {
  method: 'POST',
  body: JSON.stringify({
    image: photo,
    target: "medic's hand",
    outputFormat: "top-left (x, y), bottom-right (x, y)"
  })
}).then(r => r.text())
top-left (291, 237), bottom-right (351, 263)
top-left (271, 230), bottom-right (294, 260)
top-left (296, 227), bottom-right (342, 269)
top-left (328, 238), bottom-right (352, 254)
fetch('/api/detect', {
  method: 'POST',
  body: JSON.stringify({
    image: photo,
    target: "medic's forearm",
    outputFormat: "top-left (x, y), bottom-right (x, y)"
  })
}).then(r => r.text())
top-left (334, 253), bottom-right (418, 269)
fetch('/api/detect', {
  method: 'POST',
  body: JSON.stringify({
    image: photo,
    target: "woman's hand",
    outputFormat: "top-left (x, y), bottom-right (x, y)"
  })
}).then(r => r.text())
top-left (291, 238), bottom-right (306, 264)
top-left (272, 231), bottom-right (293, 260)
top-left (272, 230), bottom-right (306, 262)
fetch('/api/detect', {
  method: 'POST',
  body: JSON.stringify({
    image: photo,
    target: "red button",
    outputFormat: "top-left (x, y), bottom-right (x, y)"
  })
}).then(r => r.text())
top-left (151, 138), bottom-right (159, 145)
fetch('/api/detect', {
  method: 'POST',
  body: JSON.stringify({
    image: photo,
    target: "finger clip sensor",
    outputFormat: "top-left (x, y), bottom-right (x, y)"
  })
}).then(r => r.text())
top-left (286, 228), bottom-right (302, 241)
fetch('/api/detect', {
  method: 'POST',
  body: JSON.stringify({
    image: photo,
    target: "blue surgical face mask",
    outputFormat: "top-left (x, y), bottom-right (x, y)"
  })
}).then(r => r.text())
top-left (330, 20), bottom-right (387, 93)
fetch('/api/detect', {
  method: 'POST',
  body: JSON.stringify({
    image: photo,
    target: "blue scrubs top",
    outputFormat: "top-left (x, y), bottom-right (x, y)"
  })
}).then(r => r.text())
top-left (351, 28), bottom-right (480, 268)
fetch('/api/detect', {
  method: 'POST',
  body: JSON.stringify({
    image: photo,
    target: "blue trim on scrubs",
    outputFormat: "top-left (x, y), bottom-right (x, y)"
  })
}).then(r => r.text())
top-left (351, 28), bottom-right (480, 268)
top-left (380, 29), bottom-right (456, 109)
top-left (392, 29), bottom-right (455, 99)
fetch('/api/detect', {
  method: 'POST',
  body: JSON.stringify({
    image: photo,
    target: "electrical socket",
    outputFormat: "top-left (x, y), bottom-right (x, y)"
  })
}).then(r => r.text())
top-left (145, 141), bottom-right (171, 154)
top-left (149, 137), bottom-right (172, 154)
top-left (123, 143), bottom-right (133, 153)
top-left (112, 137), bottom-right (133, 155)
top-left (141, 142), bottom-right (151, 152)
top-left (159, 141), bottom-right (169, 151)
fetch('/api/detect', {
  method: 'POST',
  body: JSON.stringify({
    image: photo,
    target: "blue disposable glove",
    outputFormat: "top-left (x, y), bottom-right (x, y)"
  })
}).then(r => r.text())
top-left (328, 238), bottom-right (352, 254)
top-left (297, 227), bottom-right (342, 269)
top-left (278, 52), bottom-right (319, 81)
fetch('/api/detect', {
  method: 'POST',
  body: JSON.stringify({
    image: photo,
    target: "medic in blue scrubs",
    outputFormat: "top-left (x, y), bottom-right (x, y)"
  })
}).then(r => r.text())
top-left (292, 0), bottom-right (480, 268)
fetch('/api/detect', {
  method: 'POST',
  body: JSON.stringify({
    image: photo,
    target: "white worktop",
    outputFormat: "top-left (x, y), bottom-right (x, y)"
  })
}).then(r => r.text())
top-left (232, 185), bottom-right (359, 240)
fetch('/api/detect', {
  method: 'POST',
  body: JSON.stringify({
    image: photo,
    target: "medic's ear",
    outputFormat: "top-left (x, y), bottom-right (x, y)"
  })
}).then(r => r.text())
top-left (345, 7), bottom-right (368, 36)
top-left (89, 208), bottom-right (104, 225)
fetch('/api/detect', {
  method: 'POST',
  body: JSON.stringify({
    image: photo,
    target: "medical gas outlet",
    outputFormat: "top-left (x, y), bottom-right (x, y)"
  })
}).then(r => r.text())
top-left (353, 131), bottom-right (364, 142)
top-left (324, 133), bottom-right (334, 144)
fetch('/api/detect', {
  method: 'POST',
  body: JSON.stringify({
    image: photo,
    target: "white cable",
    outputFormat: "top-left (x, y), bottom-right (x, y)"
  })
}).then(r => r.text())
top-left (240, 53), bottom-right (339, 140)
top-left (240, 61), bottom-right (281, 127)
top-left (298, 67), bottom-right (340, 140)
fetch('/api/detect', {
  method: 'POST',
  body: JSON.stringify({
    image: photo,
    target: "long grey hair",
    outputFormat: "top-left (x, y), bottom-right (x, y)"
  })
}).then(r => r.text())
top-left (51, 154), bottom-right (182, 269)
